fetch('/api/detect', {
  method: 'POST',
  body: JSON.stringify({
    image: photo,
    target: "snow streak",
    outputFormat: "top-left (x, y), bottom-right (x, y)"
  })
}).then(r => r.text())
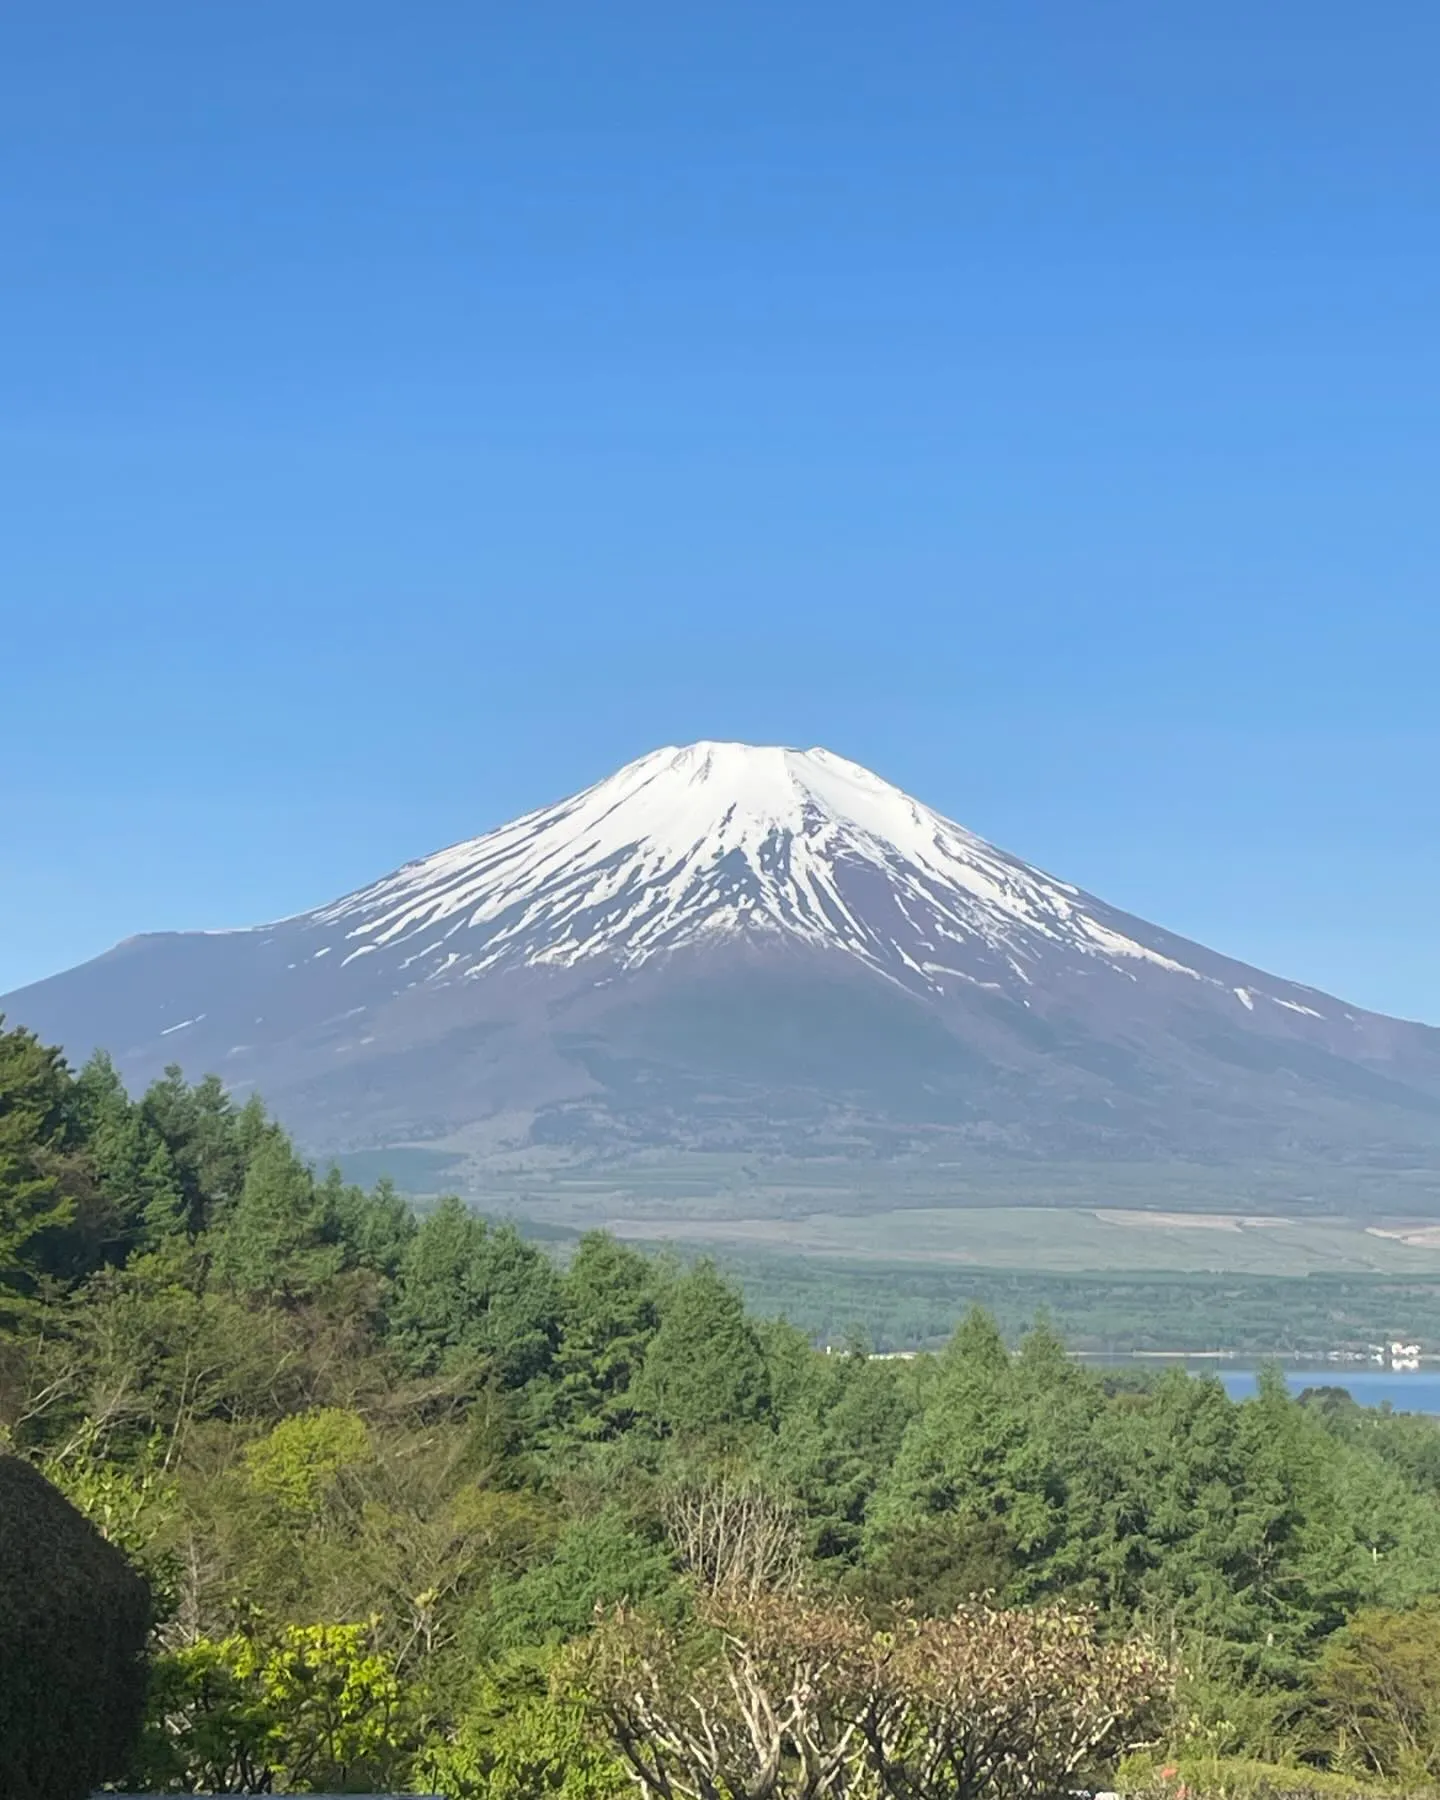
top-left (304, 742), bottom-right (1232, 996)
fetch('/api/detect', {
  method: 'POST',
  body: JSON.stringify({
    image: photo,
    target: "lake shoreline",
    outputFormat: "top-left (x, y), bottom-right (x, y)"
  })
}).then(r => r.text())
top-left (1074, 1356), bottom-right (1440, 1415)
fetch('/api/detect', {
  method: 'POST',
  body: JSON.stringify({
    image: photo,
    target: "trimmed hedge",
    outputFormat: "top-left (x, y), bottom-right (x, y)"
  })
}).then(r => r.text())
top-left (0, 1454), bottom-right (150, 1800)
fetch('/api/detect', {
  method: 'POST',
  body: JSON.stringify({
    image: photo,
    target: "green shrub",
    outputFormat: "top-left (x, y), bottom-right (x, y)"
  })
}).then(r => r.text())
top-left (1315, 1600), bottom-right (1440, 1783)
top-left (1118, 1752), bottom-right (1430, 1800)
top-left (0, 1454), bottom-right (151, 1800)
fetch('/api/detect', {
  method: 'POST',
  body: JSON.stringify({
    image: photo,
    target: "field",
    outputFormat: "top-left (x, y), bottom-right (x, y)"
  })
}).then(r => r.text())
top-left (599, 1205), bottom-right (1440, 1276)
top-left (339, 1144), bottom-right (1440, 1226)
top-left (338, 1146), bottom-right (1440, 1353)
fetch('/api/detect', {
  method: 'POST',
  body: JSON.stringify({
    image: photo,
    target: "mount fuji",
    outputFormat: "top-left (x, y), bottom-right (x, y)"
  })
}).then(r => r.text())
top-left (7, 742), bottom-right (1440, 1199)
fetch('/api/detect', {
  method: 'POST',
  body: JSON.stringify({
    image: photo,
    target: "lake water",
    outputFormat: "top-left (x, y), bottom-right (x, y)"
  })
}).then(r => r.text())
top-left (1091, 1360), bottom-right (1440, 1413)
top-left (1217, 1366), bottom-right (1440, 1411)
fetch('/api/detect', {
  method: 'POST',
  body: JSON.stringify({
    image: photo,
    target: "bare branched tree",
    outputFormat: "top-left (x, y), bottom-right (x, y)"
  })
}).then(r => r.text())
top-left (569, 1592), bottom-right (874, 1800)
top-left (860, 1603), bottom-right (1171, 1800)
top-left (664, 1476), bottom-right (807, 1601)
top-left (570, 1593), bottom-right (1170, 1800)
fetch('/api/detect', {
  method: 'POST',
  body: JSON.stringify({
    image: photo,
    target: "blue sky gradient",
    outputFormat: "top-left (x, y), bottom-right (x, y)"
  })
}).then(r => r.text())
top-left (3, 3), bottom-right (1438, 1018)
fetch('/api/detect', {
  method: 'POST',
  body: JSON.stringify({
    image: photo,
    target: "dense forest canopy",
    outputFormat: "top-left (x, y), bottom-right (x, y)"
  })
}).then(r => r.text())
top-left (5, 1014), bottom-right (1440, 1796)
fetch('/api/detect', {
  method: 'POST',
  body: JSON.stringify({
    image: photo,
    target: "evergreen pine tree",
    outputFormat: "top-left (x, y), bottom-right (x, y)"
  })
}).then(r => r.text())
top-left (0, 1019), bottom-right (75, 1318)
top-left (140, 1066), bottom-right (250, 1236)
top-left (390, 1197), bottom-right (560, 1386)
top-left (551, 1232), bottom-right (663, 1440)
top-left (75, 1052), bottom-right (187, 1248)
top-left (321, 1171), bottom-right (416, 1280)
top-left (633, 1260), bottom-right (770, 1437)
top-left (209, 1133), bottom-right (343, 1302)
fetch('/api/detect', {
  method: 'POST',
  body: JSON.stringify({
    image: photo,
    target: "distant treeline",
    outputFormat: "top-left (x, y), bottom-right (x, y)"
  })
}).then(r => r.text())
top-left (707, 1254), bottom-right (1440, 1355)
top-left (7, 1015), bottom-right (1440, 1796)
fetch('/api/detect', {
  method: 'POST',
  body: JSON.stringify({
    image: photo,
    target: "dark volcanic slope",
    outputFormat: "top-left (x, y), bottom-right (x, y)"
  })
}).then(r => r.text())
top-left (6, 742), bottom-right (1440, 1182)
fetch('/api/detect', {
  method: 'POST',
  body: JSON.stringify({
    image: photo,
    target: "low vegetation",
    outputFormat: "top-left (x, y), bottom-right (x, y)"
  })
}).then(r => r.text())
top-left (6, 1014), bottom-right (1440, 1796)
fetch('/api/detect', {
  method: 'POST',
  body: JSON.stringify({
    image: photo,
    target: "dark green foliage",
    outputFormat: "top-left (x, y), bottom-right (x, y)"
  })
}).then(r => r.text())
top-left (0, 1454), bottom-right (150, 1800)
top-left (11, 1014), bottom-right (1440, 1789)
top-left (210, 1131), bottom-right (346, 1301)
top-left (761, 1325), bottom-right (918, 1564)
top-left (867, 1309), bottom-right (1082, 1598)
top-left (719, 1251), bottom-right (1440, 1358)
top-left (392, 1196), bottom-right (561, 1385)
top-left (550, 1232), bottom-right (663, 1439)
top-left (78, 1052), bottom-right (188, 1249)
top-left (476, 1510), bottom-right (682, 1655)
top-left (0, 1017), bottom-right (77, 1314)
top-left (633, 1258), bottom-right (770, 1436)
top-left (138, 1065), bottom-right (254, 1236)
top-left (323, 1168), bottom-right (416, 1279)
top-left (1302, 1385), bottom-right (1440, 1500)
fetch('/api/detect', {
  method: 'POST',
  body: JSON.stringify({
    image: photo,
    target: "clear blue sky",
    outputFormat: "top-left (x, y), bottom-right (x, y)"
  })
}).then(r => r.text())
top-left (3, 2), bottom-right (1438, 1020)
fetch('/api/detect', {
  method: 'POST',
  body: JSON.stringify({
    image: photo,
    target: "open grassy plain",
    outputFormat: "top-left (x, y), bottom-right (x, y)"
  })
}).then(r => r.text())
top-left (598, 1205), bottom-right (1440, 1276)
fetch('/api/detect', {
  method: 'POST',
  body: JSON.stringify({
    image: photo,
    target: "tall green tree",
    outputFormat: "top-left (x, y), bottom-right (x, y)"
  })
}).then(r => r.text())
top-left (0, 1019), bottom-right (77, 1317)
top-left (322, 1170), bottom-right (416, 1280)
top-left (417, 1651), bottom-right (628, 1800)
top-left (633, 1260), bottom-right (770, 1439)
top-left (550, 1233), bottom-right (663, 1441)
top-left (391, 1199), bottom-right (560, 1387)
top-left (74, 1052), bottom-right (187, 1249)
top-left (209, 1134), bottom-right (344, 1302)
top-left (761, 1333), bottom-right (915, 1564)
top-left (139, 1067), bottom-right (251, 1237)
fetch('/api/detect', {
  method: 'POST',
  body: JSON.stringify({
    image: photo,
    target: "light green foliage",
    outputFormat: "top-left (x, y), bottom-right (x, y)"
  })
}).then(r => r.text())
top-left (136, 1620), bottom-right (410, 1793)
top-left (417, 1652), bottom-right (629, 1800)
top-left (1314, 1598), bottom-right (1440, 1780)
top-left (258, 1620), bottom-right (407, 1789)
top-left (40, 1442), bottom-right (178, 1575)
top-left (243, 1407), bottom-right (371, 1516)
top-left (134, 1635), bottom-right (275, 1793)
top-left (1118, 1753), bottom-right (1403, 1800)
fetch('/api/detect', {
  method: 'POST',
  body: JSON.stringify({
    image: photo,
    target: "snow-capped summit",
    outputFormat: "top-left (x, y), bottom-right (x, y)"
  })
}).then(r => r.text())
top-left (308, 740), bottom-right (1197, 994)
top-left (5, 741), bottom-right (1440, 1176)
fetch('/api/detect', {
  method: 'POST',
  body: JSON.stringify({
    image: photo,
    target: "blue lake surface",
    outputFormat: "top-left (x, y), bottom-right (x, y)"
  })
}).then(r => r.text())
top-left (1084, 1364), bottom-right (1436, 1413)
top-left (1082, 1356), bottom-right (1440, 1413)
top-left (1214, 1366), bottom-right (1440, 1411)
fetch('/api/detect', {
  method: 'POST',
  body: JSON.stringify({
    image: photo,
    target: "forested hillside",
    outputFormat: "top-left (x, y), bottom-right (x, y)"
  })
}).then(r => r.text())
top-left (6, 1014), bottom-right (1440, 1796)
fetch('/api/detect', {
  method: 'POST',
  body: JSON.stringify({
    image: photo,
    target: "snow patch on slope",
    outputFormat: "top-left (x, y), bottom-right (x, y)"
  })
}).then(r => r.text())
top-left (304, 742), bottom-right (1226, 996)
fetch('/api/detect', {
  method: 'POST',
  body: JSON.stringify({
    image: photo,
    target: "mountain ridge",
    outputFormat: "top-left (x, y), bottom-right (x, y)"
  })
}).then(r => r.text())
top-left (5, 741), bottom-right (1440, 1199)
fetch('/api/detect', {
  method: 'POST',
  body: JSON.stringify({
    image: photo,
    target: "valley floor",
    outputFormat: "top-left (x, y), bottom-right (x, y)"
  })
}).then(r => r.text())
top-left (601, 1204), bottom-right (1440, 1276)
